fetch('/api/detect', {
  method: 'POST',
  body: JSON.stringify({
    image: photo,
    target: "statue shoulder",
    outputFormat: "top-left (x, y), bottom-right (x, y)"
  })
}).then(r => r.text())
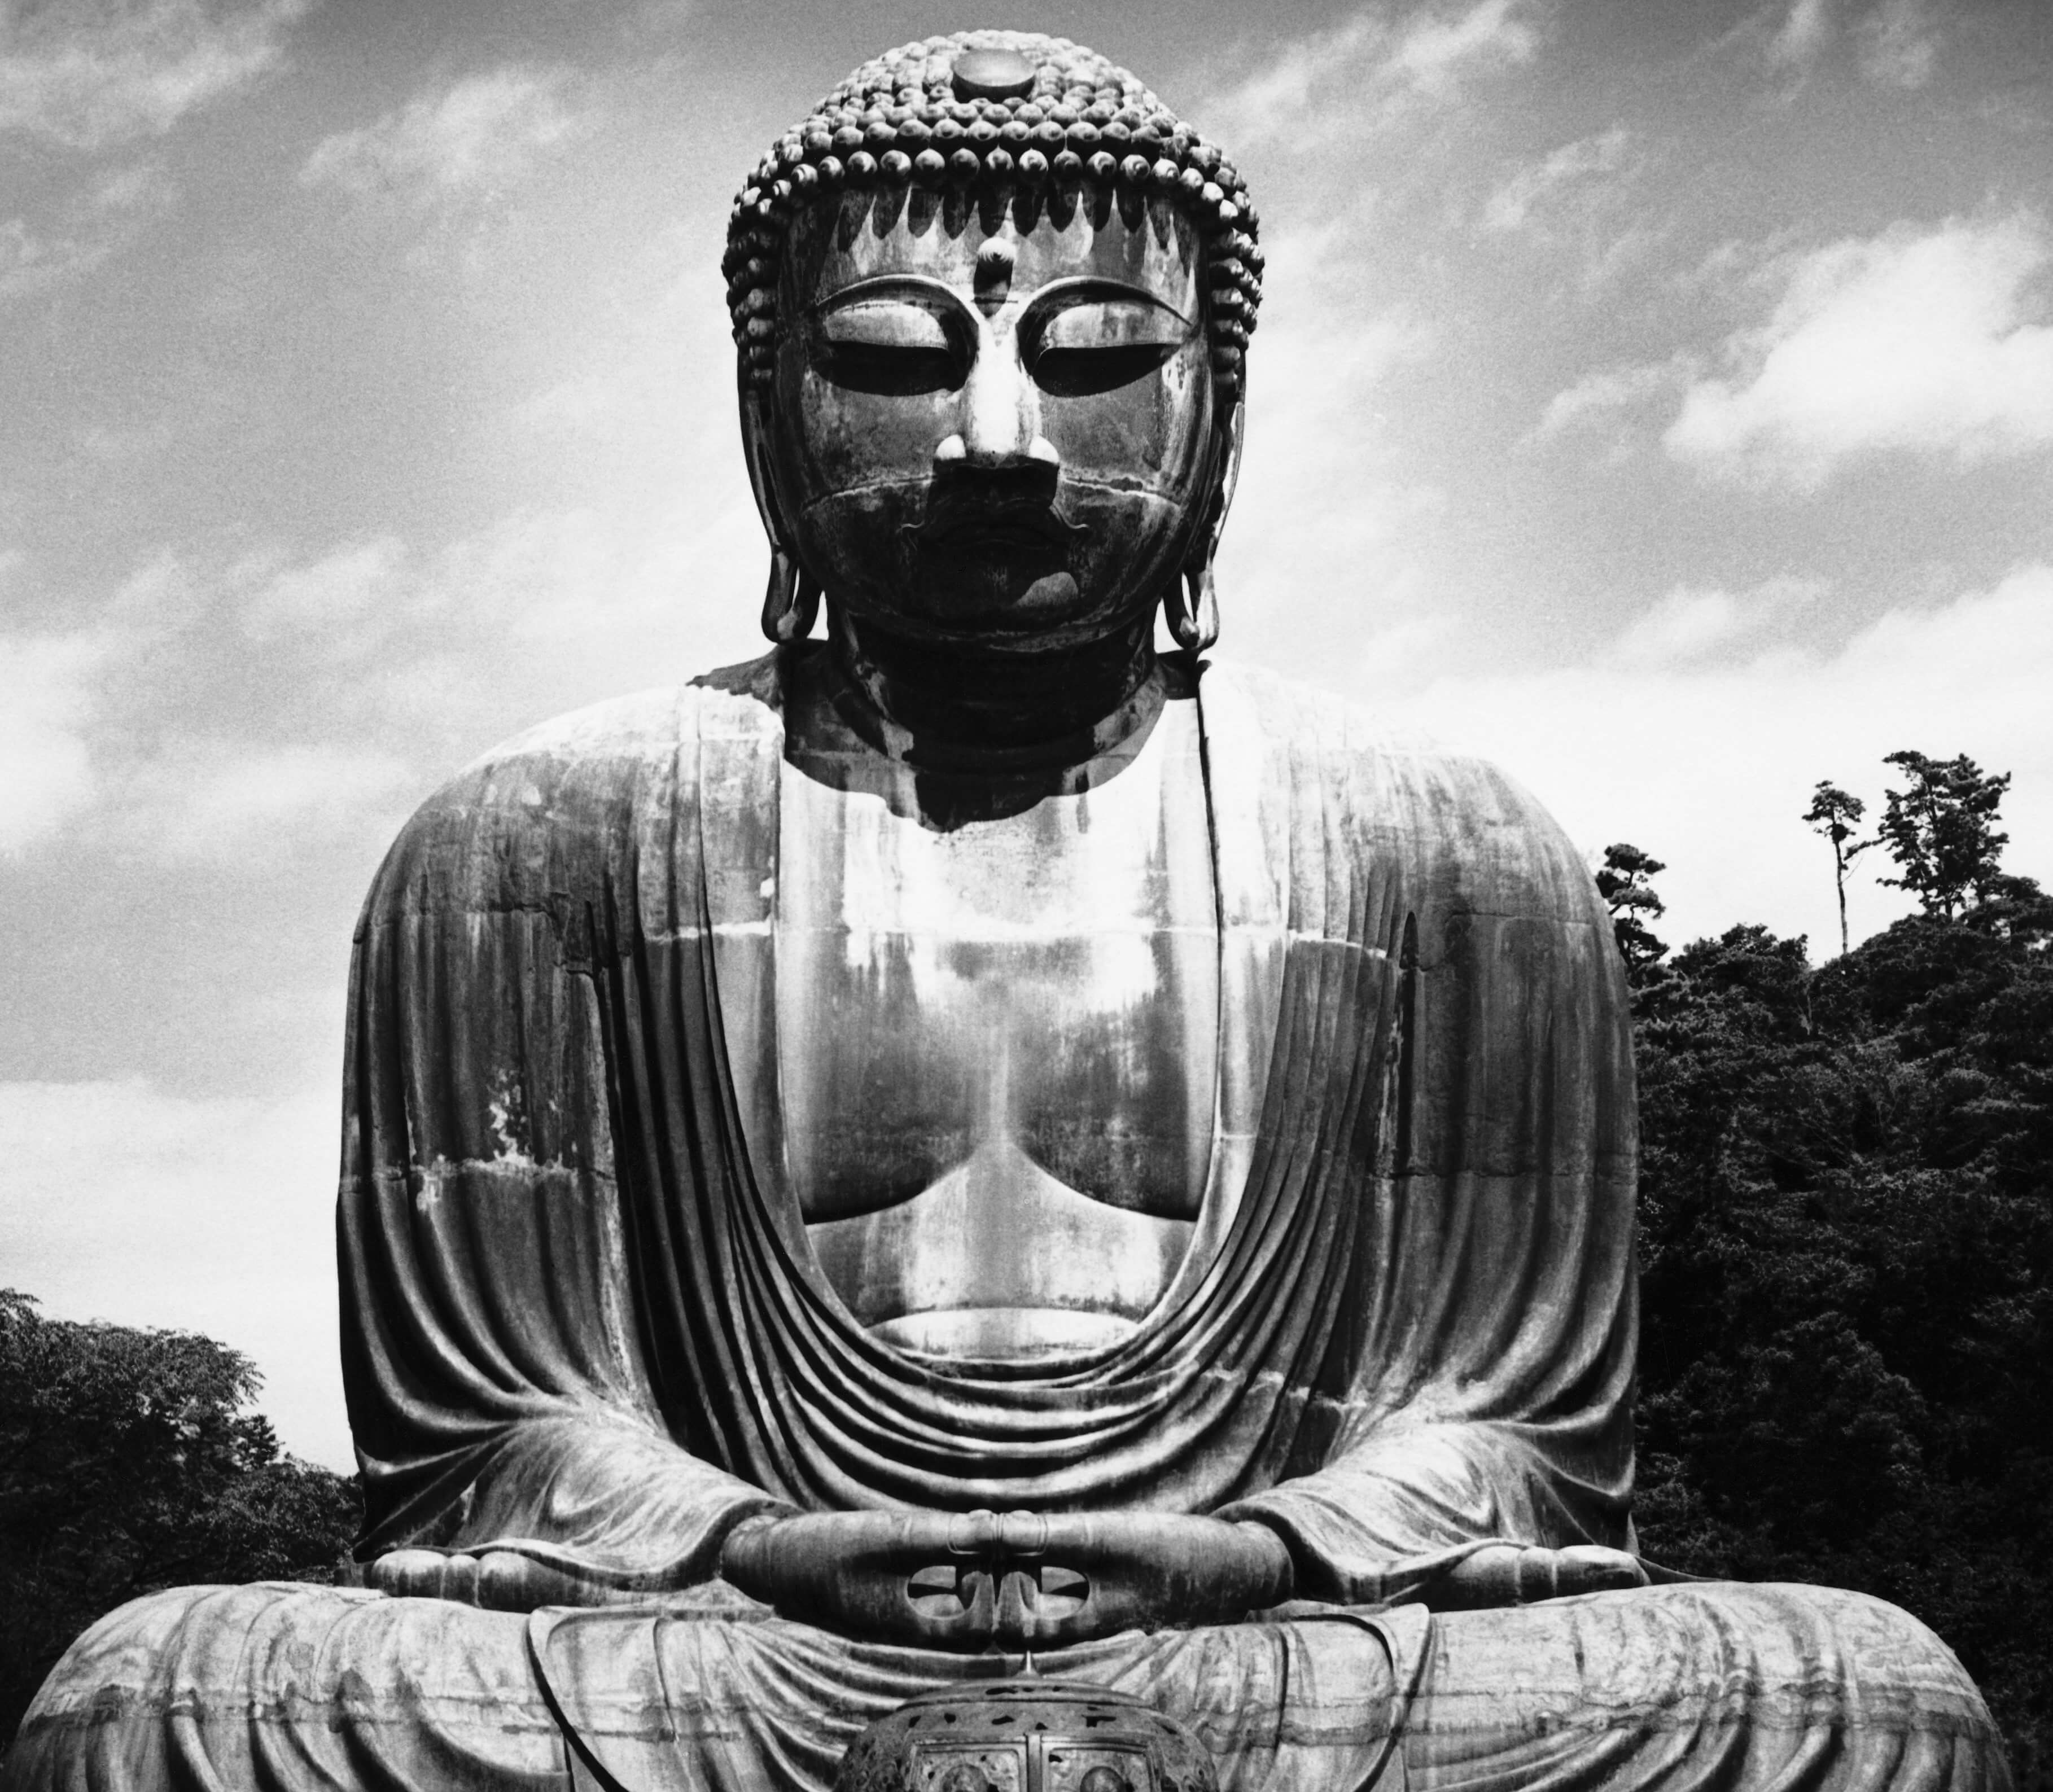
top-left (1198, 660), bottom-right (1599, 923)
top-left (362, 660), bottom-right (784, 926)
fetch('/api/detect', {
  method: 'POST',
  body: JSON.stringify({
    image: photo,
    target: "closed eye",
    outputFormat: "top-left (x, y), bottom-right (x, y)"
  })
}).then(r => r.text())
top-left (1025, 292), bottom-right (1191, 398)
top-left (1032, 342), bottom-right (1179, 397)
top-left (813, 295), bottom-right (967, 396)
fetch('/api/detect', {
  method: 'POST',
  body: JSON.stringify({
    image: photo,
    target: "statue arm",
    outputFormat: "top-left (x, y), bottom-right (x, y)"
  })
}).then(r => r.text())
top-left (359, 1416), bottom-right (791, 1607)
top-left (1223, 1425), bottom-right (1645, 1607)
top-left (339, 702), bottom-right (794, 1605)
top-left (1219, 745), bottom-right (1641, 1609)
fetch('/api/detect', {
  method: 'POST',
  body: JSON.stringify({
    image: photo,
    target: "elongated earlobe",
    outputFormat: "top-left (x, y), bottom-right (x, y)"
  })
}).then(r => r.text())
top-left (1166, 562), bottom-right (1220, 654)
top-left (760, 547), bottom-right (821, 643)
top-left (742, 389), bottom-right (819, 645)
top-left (1165, 391), bottom-right (1242, 655)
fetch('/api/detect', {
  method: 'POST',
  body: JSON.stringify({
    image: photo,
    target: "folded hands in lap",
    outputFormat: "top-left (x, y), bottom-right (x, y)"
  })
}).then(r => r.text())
top-left (366, 1511), bottom-right (1647, 1642)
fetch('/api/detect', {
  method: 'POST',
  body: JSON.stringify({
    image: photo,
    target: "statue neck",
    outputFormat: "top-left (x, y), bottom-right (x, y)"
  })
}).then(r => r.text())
top-left (823, 607), bottom-right (1162, 775)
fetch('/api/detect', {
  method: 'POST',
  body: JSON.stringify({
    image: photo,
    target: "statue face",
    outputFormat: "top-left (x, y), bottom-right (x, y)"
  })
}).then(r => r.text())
top-left (768, 188), bottom-right (1218, 652)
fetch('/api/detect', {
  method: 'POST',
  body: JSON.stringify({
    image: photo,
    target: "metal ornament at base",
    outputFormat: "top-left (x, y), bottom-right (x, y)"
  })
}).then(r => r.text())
top-left (835, 1681), bottom-right (1218, 1792)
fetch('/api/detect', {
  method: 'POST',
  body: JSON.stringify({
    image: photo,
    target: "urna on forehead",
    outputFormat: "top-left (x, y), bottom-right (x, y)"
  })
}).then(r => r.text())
top-left (723, 30), bottom-right (1264, 395)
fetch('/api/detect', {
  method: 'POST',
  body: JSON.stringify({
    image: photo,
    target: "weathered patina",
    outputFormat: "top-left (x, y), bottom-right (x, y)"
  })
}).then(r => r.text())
top-left (5, 29), bottom-right (2009, 1792)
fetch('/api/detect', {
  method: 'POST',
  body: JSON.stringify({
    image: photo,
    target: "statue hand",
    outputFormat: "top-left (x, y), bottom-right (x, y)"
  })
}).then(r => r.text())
top-left (719, 1510), bottom-right (962, 1640)
top-left (1025, 1512), bottom-right (1294, 1644)
top-left (720, 1509), bottom-right (1293, 1650)
top-left (1426, 1544), bottom-right (1649, 1610)
top-left (365, 1547), bottom-right (639, 1611)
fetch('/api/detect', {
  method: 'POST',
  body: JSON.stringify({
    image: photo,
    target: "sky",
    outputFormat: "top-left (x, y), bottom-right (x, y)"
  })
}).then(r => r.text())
top-left (1, 0), bottom-right (2049, 1470)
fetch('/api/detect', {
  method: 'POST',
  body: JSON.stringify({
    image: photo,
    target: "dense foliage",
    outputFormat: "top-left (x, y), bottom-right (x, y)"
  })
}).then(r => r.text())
top-left (1616, 758), bottom-right (2052, 1789)
top-left (0, 1292), bottom-right (360, 1741)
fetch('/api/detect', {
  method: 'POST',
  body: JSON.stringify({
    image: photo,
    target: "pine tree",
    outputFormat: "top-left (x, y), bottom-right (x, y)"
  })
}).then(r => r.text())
top-left (1874, 751), bottom-right (2011, 921)
top-left (1802, 781), bottom-right (1869, 957)
top-left (1596, 843), bottom-right (1670, 986)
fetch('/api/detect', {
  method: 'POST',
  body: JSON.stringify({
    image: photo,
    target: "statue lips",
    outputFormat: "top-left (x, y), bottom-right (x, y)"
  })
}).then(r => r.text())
top-left (908, 468), bottom-right (1090, 570)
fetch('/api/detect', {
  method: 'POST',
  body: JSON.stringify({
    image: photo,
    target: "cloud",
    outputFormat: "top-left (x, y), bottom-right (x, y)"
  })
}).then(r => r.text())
top-left (1, 542), bottom-right (423, 862)
top-left (0, 1076), bottom-right (348, 1466)
top-left (1483, 127), bottom-right (1634, 233)
top-left (1608, 576), bottom-right (1822, 669)
top-left (1765, 0), bottom-right (1835, 71)
top-left (0, 620), bottom-right (112, 852)
top-left (1219, 208), bottom-right (1442, 643)
top-left (300, 67), bottom-right (581, 206)
top-left (0, 0), bottom-right (306, 151)
top-left (240, 534), bottom-right (406, 640)
top-left (0, 212), bottom-right (104, 296)
top-left (1857, 0), bottom-right (1938, 88)
top-left (1529, 354), bottom-right (1692, 444)
top-left (0, 483), bottom-right (760, 870)
top-left (1388, 0), bottom-right (1540, 93)
top-left (1752, 0), bottom-right (1940, 88)
top-left (1665, 213), bottom-right (2053, 489)
top-left (1203, 0), bottom-right (1541, 149)
top-left (0, 157), bottom-right (173, 299)
top-left (122, 741), bottom-right (415, 861)
top-left (1373, 563), bottom-right (2053, 953)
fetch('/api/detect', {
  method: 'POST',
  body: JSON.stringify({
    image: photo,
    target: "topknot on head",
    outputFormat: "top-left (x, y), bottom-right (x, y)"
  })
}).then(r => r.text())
top-left (723, 30), bottom-right (1263, 400)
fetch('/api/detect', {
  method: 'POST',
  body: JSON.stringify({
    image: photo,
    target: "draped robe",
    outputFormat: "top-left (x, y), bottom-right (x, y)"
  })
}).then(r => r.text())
top-left (341, 649), bottom-right (1639, 1584)
top-left (6, 651), bottom-right (2006, 1792)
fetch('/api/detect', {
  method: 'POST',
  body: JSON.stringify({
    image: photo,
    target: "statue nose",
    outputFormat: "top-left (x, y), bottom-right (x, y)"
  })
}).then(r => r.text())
top-left (935, 334), bottom-right (1059, 474)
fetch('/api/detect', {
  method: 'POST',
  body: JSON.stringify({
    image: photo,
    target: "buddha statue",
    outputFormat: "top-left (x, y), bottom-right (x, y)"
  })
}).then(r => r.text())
top-left (7, 30), bottom-right (2007, 1792)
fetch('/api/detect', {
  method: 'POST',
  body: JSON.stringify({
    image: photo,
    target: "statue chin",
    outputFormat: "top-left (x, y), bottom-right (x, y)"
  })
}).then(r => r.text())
top-left (798, 480), bottom-right (1190, 653)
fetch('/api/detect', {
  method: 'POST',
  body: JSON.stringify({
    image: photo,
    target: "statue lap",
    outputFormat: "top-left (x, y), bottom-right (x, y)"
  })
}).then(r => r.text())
top-left (8, 1581), bottom-right (2002, 1792)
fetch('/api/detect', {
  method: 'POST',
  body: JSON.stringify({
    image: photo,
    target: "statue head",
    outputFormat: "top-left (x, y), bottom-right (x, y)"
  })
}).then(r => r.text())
top-left (725, 33), bottom-right (1262, 660)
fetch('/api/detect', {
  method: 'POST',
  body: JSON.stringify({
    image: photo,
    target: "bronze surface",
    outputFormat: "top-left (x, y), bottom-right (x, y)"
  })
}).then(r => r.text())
top-left (1, 28), bottom-right (2011, 1792)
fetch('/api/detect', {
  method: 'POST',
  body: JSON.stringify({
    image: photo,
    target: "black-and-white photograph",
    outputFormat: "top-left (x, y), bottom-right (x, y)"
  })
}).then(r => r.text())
top-left (2, 3), bottom-right (2046, 1789)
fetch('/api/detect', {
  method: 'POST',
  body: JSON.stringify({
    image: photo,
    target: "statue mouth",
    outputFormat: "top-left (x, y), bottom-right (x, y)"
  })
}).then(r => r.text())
top-left (908, 480), bottom-right (1091, 562)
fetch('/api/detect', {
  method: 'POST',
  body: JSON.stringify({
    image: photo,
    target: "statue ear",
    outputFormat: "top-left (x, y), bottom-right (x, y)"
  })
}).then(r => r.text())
top-left (741, 387), bottom-right (822, 644)
top-left (1166, 392), bottom-right (1244, 655)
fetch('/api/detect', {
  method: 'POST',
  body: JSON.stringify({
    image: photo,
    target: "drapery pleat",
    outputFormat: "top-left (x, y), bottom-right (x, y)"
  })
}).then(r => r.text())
top-left (11, 1581), bottom-right (2008, 1792)
top-left (337, 650), bottom-right (1636, 1593)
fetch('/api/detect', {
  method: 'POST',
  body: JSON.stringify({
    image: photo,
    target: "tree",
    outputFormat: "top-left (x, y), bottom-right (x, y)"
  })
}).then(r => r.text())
top-left (1632, 893), bottom-right (2053, 1787)
top-left (1596, 843), bottom-right (1670, 985)
top-left (1803, 781), bottom-right (1870, 957)
top-left (1874, 751), bottom-right (2011, 922)
top-left (0, 1292), bottom-right (360, 1742)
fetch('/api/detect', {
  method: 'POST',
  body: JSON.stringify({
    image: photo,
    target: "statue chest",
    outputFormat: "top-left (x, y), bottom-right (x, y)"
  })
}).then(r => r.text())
top-left (771, 704), bottom-right (1219, 1359)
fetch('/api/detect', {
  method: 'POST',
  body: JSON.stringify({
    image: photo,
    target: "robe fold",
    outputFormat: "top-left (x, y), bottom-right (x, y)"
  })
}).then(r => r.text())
top-left (339, 649), bottom-right (1639, 1600)
top-left (5, 651), bottom-right (2009, 1792)
top-left (10, 1581), bottom-right (1999, 1792)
